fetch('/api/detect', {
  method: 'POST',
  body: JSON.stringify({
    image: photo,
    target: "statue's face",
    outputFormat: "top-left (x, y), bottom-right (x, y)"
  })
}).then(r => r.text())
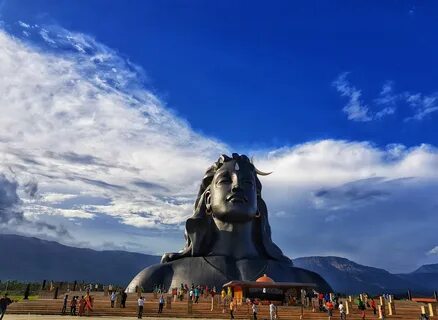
top-left (206, 160), bottom-right (258, 222)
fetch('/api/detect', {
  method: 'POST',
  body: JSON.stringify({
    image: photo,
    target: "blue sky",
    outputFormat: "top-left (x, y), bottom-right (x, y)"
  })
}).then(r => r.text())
top-left (4, 0), bottom-right (438, 147)
top-left (0, 0), bottom-right (438, 273)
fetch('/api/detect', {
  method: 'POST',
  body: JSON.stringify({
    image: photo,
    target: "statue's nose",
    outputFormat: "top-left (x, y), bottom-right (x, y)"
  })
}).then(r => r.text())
top-left (231, 183), bottom-right (242, 192)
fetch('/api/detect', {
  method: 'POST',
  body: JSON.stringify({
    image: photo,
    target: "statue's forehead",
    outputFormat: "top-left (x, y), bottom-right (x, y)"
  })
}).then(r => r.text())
top-left (215, 160), bottom-right (254, 176)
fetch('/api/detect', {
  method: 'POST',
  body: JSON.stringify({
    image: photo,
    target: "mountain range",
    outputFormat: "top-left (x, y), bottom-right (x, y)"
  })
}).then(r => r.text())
top-left (1, 234), bottom-right (436, 295)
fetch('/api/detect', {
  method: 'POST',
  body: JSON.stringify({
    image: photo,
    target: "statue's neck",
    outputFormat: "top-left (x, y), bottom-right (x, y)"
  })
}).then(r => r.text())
top-left (209, 217), bottom-right (260, 260)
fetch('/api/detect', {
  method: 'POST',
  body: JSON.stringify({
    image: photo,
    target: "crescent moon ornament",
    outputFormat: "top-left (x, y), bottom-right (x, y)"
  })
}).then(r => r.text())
top-left (250, 156), bottom-right (273, 176)
top-left (255, 168), bottom-right (272, 176)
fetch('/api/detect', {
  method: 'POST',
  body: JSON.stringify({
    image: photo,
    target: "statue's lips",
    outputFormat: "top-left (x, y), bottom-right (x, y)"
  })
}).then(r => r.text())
top-left (226, 194), bottom-right (247, 203)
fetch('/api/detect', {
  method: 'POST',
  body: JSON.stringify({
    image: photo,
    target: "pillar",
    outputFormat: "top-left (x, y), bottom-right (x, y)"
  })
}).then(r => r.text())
top-left (345, 301), bottom-right (351, 315)
top-left (421, 305), bottom-right (427, 315)
top-left (348, 295), bottom-right (352, 302)
top-left (53, 286), bottom-right (59, 299)
top-left (388, 301), bottom-right (396, 315)
top-left (379, 296), bottom-right (385, 306)
top-left (378, 305), bottom-right (385, 319)
top-left (428, 303), bottom-right (437, 317)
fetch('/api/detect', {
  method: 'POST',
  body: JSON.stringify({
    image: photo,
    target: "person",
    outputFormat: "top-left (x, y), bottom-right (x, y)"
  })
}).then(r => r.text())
top-left (381, 305), bottom-right (386, 320)
top-left (358, 299), bottom-right (366, 320)
top-left (318, 293), bottom-right (324, 308)
top-left (121, 291), bottom-right (127, 308)
top-left (127, 154), bottom-right (332, 294)
top-left (137, 296), bottom-right (144, 319)
top-left (0, 293), bottom-right (13, 320)
top-left (110, 291), bottom-right (116, 308)
top-left (252, 301), bottom-right (258, 320)
top-left (70, 296), bottom-right (77, 316)
top-left (420, 313), bottom-right (430, 320)
top-left (61, 294), bottom-right (68, 315)
top-left (230, 298), bottom-right (236, 319)
top-left (338, 301), bottom-right (346, 320)
top-left (158, 294), bottom-right (165, 313)
top-left (370, 298), bottom-right (376, 315)
top-left (269, 301), bottom-right (277, 320)
top-left (189, 289), bottom-right (193, 301)
top-left (78, 296), bottom-right (86, 316)
top-left (194, 286), bottom-right (200, 303)
top-left (306, 291), bottom-right (313, 308)
top-left (84, 291), bottom-right (93, 315)
top-left (326, 300), bottom-right (334, 320)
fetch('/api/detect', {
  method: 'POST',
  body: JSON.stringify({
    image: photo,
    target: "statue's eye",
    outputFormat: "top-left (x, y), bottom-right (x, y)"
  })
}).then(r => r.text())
top-left (217, 175), bottom-right (231, 184)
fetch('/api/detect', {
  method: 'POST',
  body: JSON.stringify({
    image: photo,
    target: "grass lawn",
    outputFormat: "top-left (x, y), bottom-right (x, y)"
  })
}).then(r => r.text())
top-left (7, 295), bottom-right (39, 302)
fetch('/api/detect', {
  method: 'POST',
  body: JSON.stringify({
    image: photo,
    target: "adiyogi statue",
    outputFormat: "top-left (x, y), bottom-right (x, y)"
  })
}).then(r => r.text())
top-left (127, 153), bottom-right (331, 292)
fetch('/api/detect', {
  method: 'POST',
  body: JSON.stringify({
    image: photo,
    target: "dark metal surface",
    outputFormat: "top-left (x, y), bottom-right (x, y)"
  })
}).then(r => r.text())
top-left (127, 154), bottom-right (332, 293)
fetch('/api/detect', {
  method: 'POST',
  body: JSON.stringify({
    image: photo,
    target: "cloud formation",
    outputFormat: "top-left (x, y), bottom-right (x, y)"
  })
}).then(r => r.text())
top-left (334, 73), bottom-right (438, 121)
top-left (332, 73), bottom-right (371, 121)
top-left (253, 141), bottom-right (438, 272)
top-left (0, 173), bottom-right (70, 238)
top-left (1, 24), bottom-right (437, 271)
top-left (0, 24), bottom-right (227, 232)
top-left (428, 247), bottom-right (438, 255)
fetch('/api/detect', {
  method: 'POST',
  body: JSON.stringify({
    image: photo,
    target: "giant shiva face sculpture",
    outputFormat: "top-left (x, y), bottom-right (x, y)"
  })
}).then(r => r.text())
top-left (161, 153), bottom-right (290, 264)
top-left (206, 159), bottom-right (258, 223)
top-left (127, 153), bottom-right (333, 294)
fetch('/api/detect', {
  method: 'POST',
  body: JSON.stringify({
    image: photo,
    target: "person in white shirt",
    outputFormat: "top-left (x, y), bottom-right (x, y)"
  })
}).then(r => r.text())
top-left (338, 301), bottom-right (346, 320)
top-left (110, 291), bottom-right (116, 308)
top-left (252, 302), bottom-right (258, 320)
top-left (137, 296), bottom-right (145, 319)
top-left (269, 301), bottom-right (277, 320)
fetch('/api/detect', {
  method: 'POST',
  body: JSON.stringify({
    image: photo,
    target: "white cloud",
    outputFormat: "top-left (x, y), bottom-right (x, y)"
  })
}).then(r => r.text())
top-left (428, 246), bottom-right (438, 255)
top-left (252, 140), bottom-right (438, 272)
top-left (18, 21), bottom-right (31, 29)
top-left (334, 73), bottom-right (438, 121)
top-left (333, 72), bottom-right (372, 121)
top-left (0, 25), bottom-right (227, 232)
top-left (404, 92), bottom-right (438, 121)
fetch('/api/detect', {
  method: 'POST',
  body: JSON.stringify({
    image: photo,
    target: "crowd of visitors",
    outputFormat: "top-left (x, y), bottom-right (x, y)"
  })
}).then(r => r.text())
top-left (1, 282), bottom-right (433, 320)
top-left (63, 289), bottom-right (94, 316)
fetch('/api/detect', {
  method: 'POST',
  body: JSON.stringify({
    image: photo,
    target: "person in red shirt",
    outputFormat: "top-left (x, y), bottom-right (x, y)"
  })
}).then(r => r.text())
top-left (78, 296), bottom-right (86, 316)
top-left (326, 300), bottom-right (334, 320)
top-left (370, 298), bottom-right (376, 315)
top-left (318, 293), bottom-right (324, 309)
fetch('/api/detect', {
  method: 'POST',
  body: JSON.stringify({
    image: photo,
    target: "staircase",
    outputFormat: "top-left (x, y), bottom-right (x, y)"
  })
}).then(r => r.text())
top-left (7, 292), bottom-right (436, 319)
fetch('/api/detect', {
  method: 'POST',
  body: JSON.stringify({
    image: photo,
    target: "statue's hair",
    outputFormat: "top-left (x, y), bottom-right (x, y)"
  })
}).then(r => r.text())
top-left (161, 153), bottom-right (292, 265)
